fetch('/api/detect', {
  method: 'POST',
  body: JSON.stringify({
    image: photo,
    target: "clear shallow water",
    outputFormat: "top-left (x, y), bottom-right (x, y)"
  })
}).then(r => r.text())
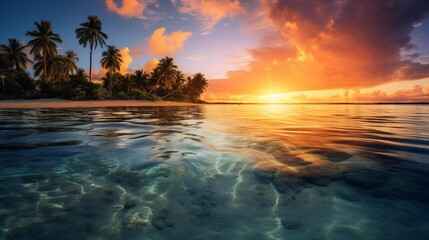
top-left (0, 104), bottom-right (428, 240)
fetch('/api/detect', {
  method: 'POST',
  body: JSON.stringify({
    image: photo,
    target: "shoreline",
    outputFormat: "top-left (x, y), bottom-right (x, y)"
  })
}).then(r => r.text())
top-left (0, 99), bottom-right (198, 108)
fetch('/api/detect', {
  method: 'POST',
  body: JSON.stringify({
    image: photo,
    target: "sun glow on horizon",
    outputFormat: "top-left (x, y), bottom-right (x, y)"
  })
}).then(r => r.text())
top-left (260, 93), bottom-right (289, 103)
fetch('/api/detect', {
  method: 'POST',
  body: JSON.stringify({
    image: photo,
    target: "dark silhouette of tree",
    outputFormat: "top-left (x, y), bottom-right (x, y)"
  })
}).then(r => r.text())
top-left (132, 69), bottom-right (150, 92)
top-left (33, 53), bottom-right (64, 82)
top-left (147, 56), bottom-right (177, 96)
top-left (100, 45), bottom-right (122, 94)
top-left (102, 72), bottom-right (121, 95)
top-left (0, 39), bottom-right (32, 71)
top-left (186, 72), bottom-right (208, 102)
top-left (75, 16), bottom-right (108, 82)
top-left (63, 50), bottom-right (79, 78)
top-left (162, 70), bottom-right (186, 99)
top-left (26, 20), bottom-right (62, 83)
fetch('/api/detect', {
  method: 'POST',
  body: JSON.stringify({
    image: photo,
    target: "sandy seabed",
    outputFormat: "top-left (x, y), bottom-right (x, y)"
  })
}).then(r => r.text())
top-left (0, 99), bottom-right (198, 108)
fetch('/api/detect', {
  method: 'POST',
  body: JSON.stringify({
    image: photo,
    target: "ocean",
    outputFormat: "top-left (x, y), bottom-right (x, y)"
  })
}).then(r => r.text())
top-left (0, 104), bottom-right (428, 239)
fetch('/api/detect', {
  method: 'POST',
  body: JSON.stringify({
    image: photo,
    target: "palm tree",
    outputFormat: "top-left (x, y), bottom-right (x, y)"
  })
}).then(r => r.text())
top-left (71, 68), bottom-right (87, 80)
top-left (63, 50), bottom-right (79, 78)
top-left (100, 45), bottom-right (122, 93)
top-left (100, 45), bottom-right (122, 75)
top-left (0, 54), bottom-right (8, 93)
top-left (132, 69), bottom-right (150, 92)
top-left (75, 16), bottom-right (108, 82)
top-left (161, 70), bottom-right (186, 99)
top-left (122, 73), bottom-right (133, 92)
top-left (102, 72), bottom-right (121, 94)
top-left (0, 39), bottom-right (32, 71)
top-left (26, 20), bottom-right (62, 83)
top-left (186, 73), bottom-right (208, 102)
top-left (33, 53), bottom-right (65, 82)
top-left (70, 68), bottom-right (88, 85)
top-left (146, 56), bottom-right (178, 96)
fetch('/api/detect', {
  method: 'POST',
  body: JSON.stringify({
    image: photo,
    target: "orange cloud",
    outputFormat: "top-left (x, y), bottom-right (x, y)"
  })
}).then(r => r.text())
top-left (356, 84), bottom-right (429, 102)
top-left (208, 0), bottom-right (429, 98)
top-left (91, 68), bottom-right (107, 83)
top-left (142, 58), bottom-right (159, 72)
top-left (147, 27), bottom-right (192, 56)
top-left (105, 0), bottom-right (154, 19)
top-left (130, 41), bottom-right (146, 57)
top-left (119, 47), bottom-right (133, 74)
top-left (174, 0), bottom-right (242, 34)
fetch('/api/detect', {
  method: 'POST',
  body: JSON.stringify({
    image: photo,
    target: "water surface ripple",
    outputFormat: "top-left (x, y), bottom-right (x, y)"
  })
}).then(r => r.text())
top-left (0, 104), bottom-right (428, 240)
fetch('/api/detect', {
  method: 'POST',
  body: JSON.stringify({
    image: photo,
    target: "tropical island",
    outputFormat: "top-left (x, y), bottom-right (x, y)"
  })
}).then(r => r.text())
top-left (0, 16), bottom-right (208, 103)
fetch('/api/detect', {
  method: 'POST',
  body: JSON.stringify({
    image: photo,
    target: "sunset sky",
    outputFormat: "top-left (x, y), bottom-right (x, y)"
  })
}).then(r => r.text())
top-left (1, 0), bottom-right (429, 102)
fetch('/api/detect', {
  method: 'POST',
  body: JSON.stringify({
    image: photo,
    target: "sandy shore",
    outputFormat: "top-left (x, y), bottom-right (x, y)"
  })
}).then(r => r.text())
top-left (0, 99), bottom-right (198, 108)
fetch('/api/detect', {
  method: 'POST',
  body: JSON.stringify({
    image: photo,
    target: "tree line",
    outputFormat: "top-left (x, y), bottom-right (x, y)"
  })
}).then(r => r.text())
top-left (0, 16), bottom-right (208, 102)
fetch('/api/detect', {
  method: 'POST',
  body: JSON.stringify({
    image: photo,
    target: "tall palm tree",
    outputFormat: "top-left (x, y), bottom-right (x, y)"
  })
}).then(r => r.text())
top-left (186, 72), bottom-right (208, 102)
top-left (132, 69), bottom-right (150, 92)
top-left (147, 56), bottom-right (177, 96)
top-left (0, 39), bottom-right (32, 71)
top-left (100, 45), bottom-right (122, 94)
top-left (63, 50), bottom-right (79, 78)
top-left (75, 16), bottom-right (108, 82)
top-left (26, 20), bottom-right (62, 83)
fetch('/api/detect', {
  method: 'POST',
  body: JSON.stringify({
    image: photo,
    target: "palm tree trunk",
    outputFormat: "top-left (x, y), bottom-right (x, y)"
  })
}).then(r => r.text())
top-left (89, 43), bottom-right (93, 82)
top-left (109, 70), bottom-right (113, 95)
top-left (146, 76), bottom-right (162, 97)
top-left (1, 78), bottom-right (5, 93)
top-left (161, 84), bottom-right (183, 99)
top-left (43, 47), bottom-right (47, 84)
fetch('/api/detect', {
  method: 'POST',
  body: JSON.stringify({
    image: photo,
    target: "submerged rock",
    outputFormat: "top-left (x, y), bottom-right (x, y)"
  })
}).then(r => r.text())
top-left (281, 218), bottom-right (303, 229)
top-left (272, 173), bottom-right (304, 193)
top-left (151, 216), bottom-right (174, 230)
top-left (345, 167), bottom-right (387, 189)
top-left (310, 148), bottom-right (352, 162)
top-left (151, 208), bottom-right (174, 230)
top-left (300, 165), bottom-right (343, 187)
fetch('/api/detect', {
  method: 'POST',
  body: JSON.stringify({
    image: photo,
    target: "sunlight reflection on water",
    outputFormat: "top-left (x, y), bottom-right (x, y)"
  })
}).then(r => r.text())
top-left (0, 104), bottom-right (428, 240)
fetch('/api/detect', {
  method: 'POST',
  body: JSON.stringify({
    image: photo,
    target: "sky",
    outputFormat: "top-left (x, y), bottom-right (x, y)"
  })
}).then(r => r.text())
top-left (1, 0), bottom-right (429, 103)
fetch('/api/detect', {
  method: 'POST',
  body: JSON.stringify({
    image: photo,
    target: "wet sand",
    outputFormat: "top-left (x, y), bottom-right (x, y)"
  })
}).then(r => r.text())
top-left (0, 99), bottom-right (198, 108)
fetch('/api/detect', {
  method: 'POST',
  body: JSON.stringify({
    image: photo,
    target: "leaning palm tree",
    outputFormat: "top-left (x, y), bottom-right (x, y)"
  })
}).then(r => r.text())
top-left (146, 56), bottom-right (177, 96)
top-left (75, 16), bottom-right (108, 82)
top-left (161, 70), bottom-right (186, 99)
top-left (63, 50), bottom-right (79, 78)
top-left (0, 39), bottom-right (32, 71)
top-left (26, 20), bottom-right (62, 83)
top-left (100, 45), bottom-right (122, 93)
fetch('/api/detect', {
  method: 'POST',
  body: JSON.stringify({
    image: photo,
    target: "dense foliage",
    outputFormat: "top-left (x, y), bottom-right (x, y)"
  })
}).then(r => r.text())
top-left (0, 17), bottom-right (208, 102)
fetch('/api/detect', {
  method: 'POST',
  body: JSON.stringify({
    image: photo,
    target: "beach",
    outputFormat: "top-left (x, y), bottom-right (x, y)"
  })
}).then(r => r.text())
top-left (0, 99), bottom-right (198, 108)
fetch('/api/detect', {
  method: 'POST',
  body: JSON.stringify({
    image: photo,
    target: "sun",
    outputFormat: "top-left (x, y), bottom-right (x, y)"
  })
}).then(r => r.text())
top-left (264, 94), bottom-right (283, 103)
